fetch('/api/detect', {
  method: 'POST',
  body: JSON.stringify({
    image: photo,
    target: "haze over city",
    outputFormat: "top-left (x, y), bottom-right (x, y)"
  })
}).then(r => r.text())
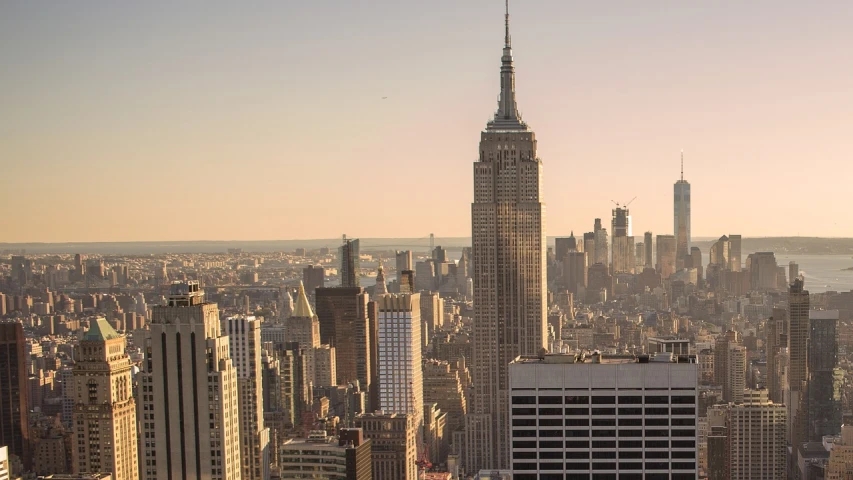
top-left (3, 1), bottom-right (853, 242)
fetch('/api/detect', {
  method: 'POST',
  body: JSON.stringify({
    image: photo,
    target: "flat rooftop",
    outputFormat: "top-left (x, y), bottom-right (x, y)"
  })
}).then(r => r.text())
top-left (513, 352), bottom-right (696, 365)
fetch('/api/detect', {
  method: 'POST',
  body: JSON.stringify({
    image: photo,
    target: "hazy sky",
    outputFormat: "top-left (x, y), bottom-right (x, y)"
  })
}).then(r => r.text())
top-left (2, 1), bottom-right (852, 242)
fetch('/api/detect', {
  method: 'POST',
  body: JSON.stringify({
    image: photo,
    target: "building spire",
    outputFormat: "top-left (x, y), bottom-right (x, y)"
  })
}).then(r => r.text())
top-left (680, 150), bottom-right (684, 181)
top-left (487, 0), bottom-right (527, 131)
top-left (505, 0), bottom-right (511, 48)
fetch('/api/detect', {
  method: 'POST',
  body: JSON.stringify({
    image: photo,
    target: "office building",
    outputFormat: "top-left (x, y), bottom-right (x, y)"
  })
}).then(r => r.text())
top-left (508, 353), bottom-right (699, 479)
top-left (554, 235), bottom-right (577, 263)
top-left (420, 292), bottom-right (444, 343)
top-left (469, 3), bottom-right (547, 471)
top-left (395, 251), bottom-right (413, 285)
top-left (656, 235), bottom-right (676, 279)
top-left (302, 265), bottom-right (325, 294)
top-left (765, 309), bottom-right (787, 404)
top-left (223, 316), bottom-right (270, 480)
top-left (594, 227), bottom-right (609, 266)
top-left (285, 281), bottom-right (321, 390)
top-left (71, 318), bottom-right (138, 480)
top-left (674, 154), bottom-right (691, 269)
top-left (355, 413), bottom-right (418, 480)
top-left (376, 294), bottom-right (422, 423)
top-left (0, 322), bottom-right (30, 469)
top-left (315, 287), bottom-right (371, 389)
top-left (708, 390), bottom-right (786, 480)
top-left (279, 429), bottom-right (372, 480)
top-left (746, 252), bottom-right (779, 292)
top-left (340, 238), bottom-right (360, 288)
top-left (139, 281), bottom-right (242, 480)
top-left (808, 310), bottom-right (842, 441)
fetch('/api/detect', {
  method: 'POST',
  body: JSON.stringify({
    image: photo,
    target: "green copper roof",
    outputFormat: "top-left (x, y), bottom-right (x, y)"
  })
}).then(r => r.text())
top-left (84, 317), bottom-right (121, 341)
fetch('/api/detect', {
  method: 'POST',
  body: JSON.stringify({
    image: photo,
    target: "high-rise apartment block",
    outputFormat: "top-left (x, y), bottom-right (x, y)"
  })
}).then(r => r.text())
top-left (340, 238), bottom-right (361, 288)
top-left (644, 231), bottom-right (653, 267)
top-left (0, 322), bottom-right (30, 469)
top-left (71, 318), bottom-right (138, 480)
top-left (469, 5), bottom-right (547, 470)
top-left (139, 281), bottom-right (242, 480)
top-left (223, 316), bottom-right (270, 480)
top-left (508, 353), bottom-right (699, 479)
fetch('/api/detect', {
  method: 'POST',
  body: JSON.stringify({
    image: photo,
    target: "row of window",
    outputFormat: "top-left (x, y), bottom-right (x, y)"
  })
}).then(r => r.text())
top-left (512, 417), bottom-right (695, 427)
top-left (513, 440), bottom-right (696, 449)
top-left (513, 407), bottom-right (696, 416)
top-left (513, 395), bottom-right (695, 405)
top-left (513, 451), bottom-right (695, 460)
top-left (513, 429), bottom-right (696, 438)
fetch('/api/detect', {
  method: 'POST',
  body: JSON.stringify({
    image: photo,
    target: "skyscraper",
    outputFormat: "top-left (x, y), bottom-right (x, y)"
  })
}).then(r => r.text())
top-left (71, 318), bottom-right (138, 480)
top-left (139, 281), bottom-right (242, 480)
top-left (0, 322), bottom-right (30, 469)
top-left (644, 231), bottom-right (653, 267)
top-left (674, 152), bottom-right (691, 267)
top-left (376, 294), bottom-right (422, 424)
top-left (395, 250), bottom-right (413, 285)
top-left (709, 389), bottom-right (787, 480)
top-left (340, 238), bottom-right (360, 287)
top-left (788, 277), bottom-right (809, 447)
top-left (223, 315), bottom-right (270, 480)
top-left (508, 353), bottom-right (699, 478)
top-left (655, 234), bottom-right (676, 279)
top-left (808, 309), bottom-right (842, 441)
top-left (469, 2), bottom-right (547, 471)
top-left (302, 265), bottom-right (325, 294)
top-left (315, 287), bottom-right (371, 389)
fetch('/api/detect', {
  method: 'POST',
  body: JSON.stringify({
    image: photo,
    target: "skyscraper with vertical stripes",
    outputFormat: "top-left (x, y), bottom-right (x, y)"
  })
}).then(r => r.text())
top-left (139, 281), bottom-right (242, 480)
top-left (468, 1), bottom-right (547, 471)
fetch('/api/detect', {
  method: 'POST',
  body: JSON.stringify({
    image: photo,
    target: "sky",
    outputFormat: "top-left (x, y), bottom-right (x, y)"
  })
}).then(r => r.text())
top-left (1, 1), bottom-right (852, 243)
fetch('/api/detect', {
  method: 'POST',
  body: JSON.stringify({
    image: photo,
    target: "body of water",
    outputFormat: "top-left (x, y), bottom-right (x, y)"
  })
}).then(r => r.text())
top-left (775, 254), bottom-right (853, 293)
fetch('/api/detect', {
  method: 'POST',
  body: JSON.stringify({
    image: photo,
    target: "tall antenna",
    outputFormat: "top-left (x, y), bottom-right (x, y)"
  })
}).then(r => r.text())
top-left (680, 150), bottom-right (684, 181)
top-left (504, 0), bottom-right (511, 48)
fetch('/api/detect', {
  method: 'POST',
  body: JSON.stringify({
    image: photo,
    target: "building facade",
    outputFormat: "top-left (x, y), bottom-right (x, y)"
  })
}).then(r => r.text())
top-left (355, 413), bottom-right (417, 480)
top-left (139, 281), bottom-right (242, 480)
top-left (71, 318), bottom-right (138, 480)
top-left (508, 353), bottom-right (699, 479)
top-left (0, 322), bottom-right (30, 469)
top-left (315, 287), bottom-right (371, 389)
top-left (469, 5), bottom-right (547, 471)
top-left (376, 294), bottom-right (422, 426)
top-left (223, 316), bottom-right (270, 480)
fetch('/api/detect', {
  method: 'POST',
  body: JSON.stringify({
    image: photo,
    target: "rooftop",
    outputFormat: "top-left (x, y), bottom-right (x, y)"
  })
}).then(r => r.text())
top-left (82, 317), bottom-right (120, 341)
top-left (512, 352), bottom-right (696, 365)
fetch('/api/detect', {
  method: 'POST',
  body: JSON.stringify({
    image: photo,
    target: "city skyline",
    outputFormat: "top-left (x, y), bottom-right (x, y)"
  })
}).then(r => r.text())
top-left (3, 1), bottom-right (853, 242)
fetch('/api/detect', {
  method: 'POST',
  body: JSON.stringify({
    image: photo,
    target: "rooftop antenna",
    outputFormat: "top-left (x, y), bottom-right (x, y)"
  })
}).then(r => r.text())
top-left (505, 0), bottom-right (511, 48)
top-left (680, 150), bottom-right (684, 181)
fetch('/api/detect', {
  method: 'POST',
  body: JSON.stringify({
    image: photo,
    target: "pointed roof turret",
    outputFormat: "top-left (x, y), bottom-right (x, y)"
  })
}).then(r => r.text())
top-left (486, 0), bottom-right (528, 132)
top-left (292, 281), bottom-right (315, 318)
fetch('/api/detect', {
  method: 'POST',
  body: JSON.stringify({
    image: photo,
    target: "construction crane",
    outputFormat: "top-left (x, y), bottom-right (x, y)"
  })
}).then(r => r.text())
top-left (415, 444), bottom-right (432, 478)
top-left (610, 196), bottom-right (637, 209)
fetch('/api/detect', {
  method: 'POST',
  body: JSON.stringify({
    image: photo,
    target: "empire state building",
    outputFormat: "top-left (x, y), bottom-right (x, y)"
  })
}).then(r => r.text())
top-left (468, 2), bottom-right (547, 471)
